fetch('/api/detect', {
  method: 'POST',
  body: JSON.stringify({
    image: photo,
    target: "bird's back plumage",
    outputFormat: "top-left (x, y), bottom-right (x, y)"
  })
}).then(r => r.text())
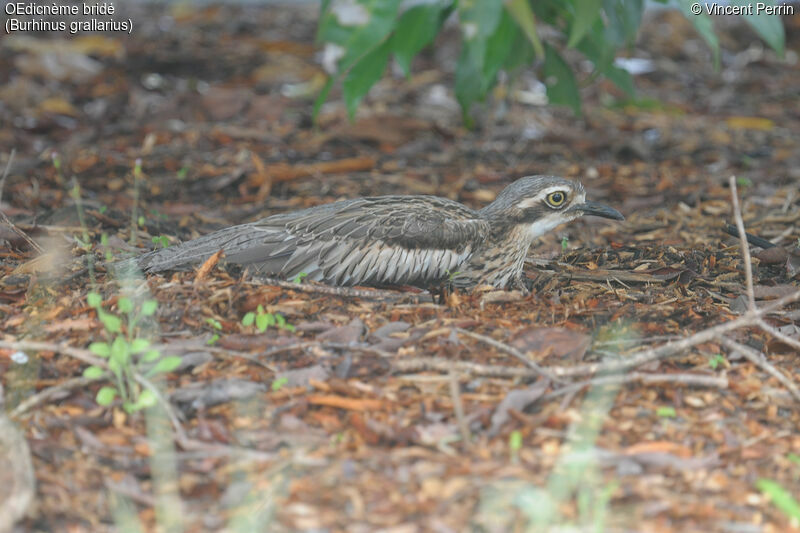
top-left (135, 195), bottom-right (490, 287)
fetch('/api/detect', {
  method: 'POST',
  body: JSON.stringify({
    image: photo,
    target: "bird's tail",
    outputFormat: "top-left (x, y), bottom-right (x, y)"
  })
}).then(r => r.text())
top-left (120, 224), bottom-right (273, 274)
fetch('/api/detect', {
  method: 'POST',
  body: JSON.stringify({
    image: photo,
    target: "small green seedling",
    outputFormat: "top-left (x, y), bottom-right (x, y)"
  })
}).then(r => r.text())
top-left (205, 317), bottom-right (222, 345)
top-left (292, 272), bottom-right (308, 284)
top-left (509, 430), bottom-right (523, 462)
top-left (241, 305), bottom-right (295, 333)
top-left (176, 165), bottom-right (189, 181)
top-left (561, 236), bottom-right (569, 253)
top-left (736, 176), bottom-right (753, 187)
top-left (708, 353), bottom-right (727, 370)
top-left (656, 406), bottom-right (677, 418)
top-left (84, 292), bottom-right (181, 413)
top-left (271, 376), bottom-right (289, 391)
top-left (756, 479), bottom-right (800, 522)
top-left (151, 235), bottom-right (170, 249)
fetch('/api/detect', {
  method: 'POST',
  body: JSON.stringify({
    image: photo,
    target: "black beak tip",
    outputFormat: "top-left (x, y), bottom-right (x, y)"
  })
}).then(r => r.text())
top-left (580, 201), bottom-right (625, 221)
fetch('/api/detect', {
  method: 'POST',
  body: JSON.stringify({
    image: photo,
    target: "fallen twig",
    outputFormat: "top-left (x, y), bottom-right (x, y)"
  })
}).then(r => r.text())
top-left (454, 327), bottom-right (563, 383)
top-left (0, 149), bottom-right (43, 254)
top-left (717, 337), bottom-right (800, 403)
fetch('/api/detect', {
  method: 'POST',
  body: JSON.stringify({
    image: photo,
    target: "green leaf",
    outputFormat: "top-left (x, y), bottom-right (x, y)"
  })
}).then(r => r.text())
top-left (141, 300), bottom-right (158, 316)
top-left (568, 0), bottom-right (602, 48)
top-left (509, 429), bottom-right (523, 452)
top-left (142, 349), bottom-right (161, 362)
top-left (271, 376), bottom-right (289, 391)
top-left (130, 338), bottom-right (149, 353)
top-left (343, 38), bottom-right (392, 119)
top-left (454, 40), bottom-right (486, 122)
top-left (110, 336), bottom-right (130, 367)
top-left (482, 10), bottom-right (518, 83)
top-left (98, 310), bottom-right (122, 334)
top-left (656, 406), bottom-right (677, 418)
top-left (505, 0), bottom-right (544, 59)
top-left (732, 0), bottom-right (785, 57)
top-left (83, 366), bottom-right (105, 379)
top-left (543, 43), bottom-right (582, 115)
top-left (458, 0), bottom-right (503, 42)
top-left (313, 0), bottom-right (403, 122)
top-left (392, 3), bottom-right (449, 76)
top-left (603, 0), bottom-right (644, 46)
top-left (756, 479), bottom-right (800, 521)
top-left (87, 292), bottom-right (102, 308)
top-left (147, 355), bottom-right (182, 376)
top-left (256, 313), bottom-right (269, 332)
top-left (96, 386), bottom-right (118, 406)
top-left (242, 312), bottom-right (255, 327)
top-left (89, 342), bottom-right (111, 358)
top-left (135, 389), bottom-right (158, 409)
top-left (673, 0), bottom-right (720, 67)
top-left (118, 297), bottom-right (133, 314)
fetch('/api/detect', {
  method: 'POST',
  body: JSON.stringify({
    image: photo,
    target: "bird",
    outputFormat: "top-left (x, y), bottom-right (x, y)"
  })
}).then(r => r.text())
top-left (131, 175), bottom-right (623, 291)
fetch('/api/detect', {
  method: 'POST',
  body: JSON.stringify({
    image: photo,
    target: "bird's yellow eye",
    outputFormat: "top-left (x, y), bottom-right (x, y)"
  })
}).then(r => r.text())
top-left (546, 191), bottom-right (567, 208)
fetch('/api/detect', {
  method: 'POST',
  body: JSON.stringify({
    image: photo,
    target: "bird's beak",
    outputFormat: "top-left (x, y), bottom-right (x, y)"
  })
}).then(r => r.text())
top-left (570, 201), bottom-right (625, 221)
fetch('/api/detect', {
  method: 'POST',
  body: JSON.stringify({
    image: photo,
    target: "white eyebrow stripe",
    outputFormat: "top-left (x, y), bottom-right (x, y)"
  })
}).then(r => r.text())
top-left (516, 186), bottom-right (571, 209)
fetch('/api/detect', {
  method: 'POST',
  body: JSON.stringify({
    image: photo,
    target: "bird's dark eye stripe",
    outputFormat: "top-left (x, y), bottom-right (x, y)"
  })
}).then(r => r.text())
top-left (546, 191), bottom-right (567, 208)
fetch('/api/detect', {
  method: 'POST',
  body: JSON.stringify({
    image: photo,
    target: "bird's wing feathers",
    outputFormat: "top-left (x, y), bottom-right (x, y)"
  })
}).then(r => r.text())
top-left (136, 196), bottom-right (489, 286)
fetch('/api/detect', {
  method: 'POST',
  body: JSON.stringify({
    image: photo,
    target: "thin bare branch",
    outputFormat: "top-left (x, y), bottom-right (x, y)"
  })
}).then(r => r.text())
top-left (757, 319), bottom-right (800, 353)
top-left (448, 371), bottom-right (472, 447)
top-left (454, 327), bottom-right (563, 383)
top-left (0, 149), bottom-right (43, 254)
top-left (718, 336), bottom-right (800, 403)
top-left (543, 372), bottom-right (729, 402)
top-left (729, 176), bottom-right (756, 311)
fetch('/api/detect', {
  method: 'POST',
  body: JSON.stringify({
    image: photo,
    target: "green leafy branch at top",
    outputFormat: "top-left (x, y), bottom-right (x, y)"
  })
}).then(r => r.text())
top-left (84, 292), bottom-right (182, 413)
top-left (315, 0), bottom-right (785, 122)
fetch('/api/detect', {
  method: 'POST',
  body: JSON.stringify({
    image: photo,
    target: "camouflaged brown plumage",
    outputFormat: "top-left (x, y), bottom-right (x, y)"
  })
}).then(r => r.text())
top-left (132, 176), bottom-right (623, 290)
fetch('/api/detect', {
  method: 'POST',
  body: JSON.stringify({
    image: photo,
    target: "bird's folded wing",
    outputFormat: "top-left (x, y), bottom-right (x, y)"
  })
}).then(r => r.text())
top-left (133, 196), bottom-right (489, 286)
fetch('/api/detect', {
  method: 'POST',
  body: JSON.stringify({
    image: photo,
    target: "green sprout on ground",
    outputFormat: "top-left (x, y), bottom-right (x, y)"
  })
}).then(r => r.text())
top-left (271, 376), bottom-right (289, 391)
top-left (241, 305), bottom-right (295, 333)
top-left (83, 292), bottom-right (182, 413)
top-left (509, 430), bottom-right (523, 463)
top-left (205, 317), bottom-right (222, 345)
top-left (708, 353), bottom-right (727, 370)
top-left (736, 176), bottom-right (753, 188)
top-left (152, 235), bottom-right (170, 249)
top-left (130, 158), bottom-right (143, 245)
top-left (756, 479), bottom-right (800, 522)
top-left (656, 406), bottom-right (677, 418)
top-left (561, 236), bottom-right (569, 254)
top-left (292, 272), bottom-right (308, 284)
top-left (100, 233), bottom-right (114, 262)
top-left (176, 165), bottom-right (189, 180)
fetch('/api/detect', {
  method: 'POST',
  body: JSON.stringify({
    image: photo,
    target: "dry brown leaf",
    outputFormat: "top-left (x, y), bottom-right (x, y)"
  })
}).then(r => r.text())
top-left (194, 249), bottom-right (224, 283)
top-left (509, 327), bottom-right (591, 361)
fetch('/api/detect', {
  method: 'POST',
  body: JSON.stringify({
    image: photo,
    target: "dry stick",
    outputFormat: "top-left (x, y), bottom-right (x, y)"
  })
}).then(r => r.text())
top-left (0, 149), bottom-right (43, 254)
top-left (250, 276), bottom-right (426, 303)
top-left (757, 318), bottom-right (800, 353)
top-left (718, 337), bottom-right (800, 402)
top-left (454, 327), bottom-right (562, 383)
top-left (729, 176), bottom-right (757, 311)
top-left (393, 357), bottom-right (538, 378)
top-left (448, 371), bottom-right (472, 447)
top-left (542, 372), bottom-right (729, 402)
top-left (10, 376), bottom-right (100, 419)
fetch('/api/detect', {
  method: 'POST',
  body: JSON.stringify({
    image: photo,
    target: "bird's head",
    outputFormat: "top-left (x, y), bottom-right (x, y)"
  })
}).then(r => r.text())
top-left (480, 175), bottom-right (624, 239)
